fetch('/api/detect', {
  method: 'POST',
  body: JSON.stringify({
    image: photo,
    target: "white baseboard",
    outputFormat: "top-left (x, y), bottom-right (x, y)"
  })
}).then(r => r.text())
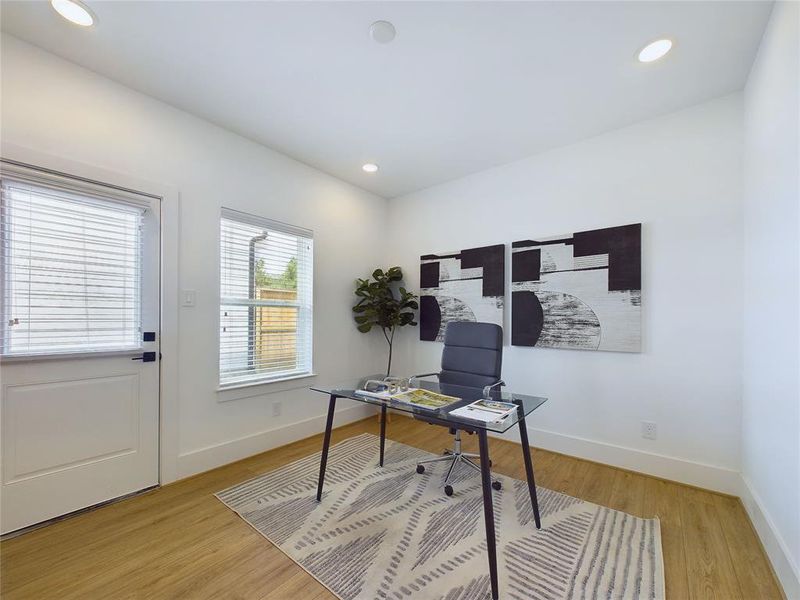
top-left (175, 404), bottom-right (374, 480)
top-left (495, 425), bottom-right (800, 598)
top-left (738, 475), bottom-right (800, 599)
top-left (494, 425), bottom-right (742, 495)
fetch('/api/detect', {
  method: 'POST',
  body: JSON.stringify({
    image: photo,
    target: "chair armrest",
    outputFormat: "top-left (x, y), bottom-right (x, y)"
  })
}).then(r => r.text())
top-left (412, 372), bottom-right (440, 380)
top-left (482, 379), bottom-right (505, 398)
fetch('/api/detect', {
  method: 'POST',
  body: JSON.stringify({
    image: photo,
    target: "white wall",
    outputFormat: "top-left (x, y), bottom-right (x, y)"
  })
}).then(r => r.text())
top-left (387, 95), bottom-right (745, 493)
top-left (0, 35), bottom-right (390, 481)
top-left (741, 2), bottom-right (800, 596)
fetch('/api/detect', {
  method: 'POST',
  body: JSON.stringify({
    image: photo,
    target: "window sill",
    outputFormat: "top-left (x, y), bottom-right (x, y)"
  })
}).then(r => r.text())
top-left (216, 372), bottom-right (317, 402)
top-left (0, 349), bottom-right (143, 363)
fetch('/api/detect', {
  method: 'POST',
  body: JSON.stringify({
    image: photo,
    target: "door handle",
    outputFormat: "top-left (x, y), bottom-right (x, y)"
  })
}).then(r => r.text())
top-left (132, 352), bottom-right (157, 362)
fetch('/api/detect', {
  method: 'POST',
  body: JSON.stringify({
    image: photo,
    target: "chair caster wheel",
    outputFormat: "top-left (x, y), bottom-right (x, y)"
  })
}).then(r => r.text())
top-left (416, 465), bottom-right (425, 474)
top-left (444, 485), bottom-right (454, 496)
top-left (492, 481), bottom-right (502, 491)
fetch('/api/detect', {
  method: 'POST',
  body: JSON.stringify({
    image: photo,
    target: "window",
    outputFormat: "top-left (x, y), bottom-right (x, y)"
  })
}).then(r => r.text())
top-left (219, 208), bottom-right (313, 387)
top-left (1, 178), bottom-right (144, 356)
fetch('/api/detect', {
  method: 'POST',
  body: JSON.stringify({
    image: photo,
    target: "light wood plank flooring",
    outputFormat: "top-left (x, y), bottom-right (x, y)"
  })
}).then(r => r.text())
top-left (0, 415), bottom-right (784, 599)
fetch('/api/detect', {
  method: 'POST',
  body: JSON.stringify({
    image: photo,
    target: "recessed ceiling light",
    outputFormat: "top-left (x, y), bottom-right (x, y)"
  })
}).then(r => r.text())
top-left (638, 39), bottom-right (673, 63)
top-left (370, 21), bottom-right (396, 44)
top-left (51, 0), bottom-right (95, 26)
top-left (362, 163), bottom-right (379, 173)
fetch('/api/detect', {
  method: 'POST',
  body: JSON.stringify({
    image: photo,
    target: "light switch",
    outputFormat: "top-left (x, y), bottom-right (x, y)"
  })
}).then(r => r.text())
top-left (182, 290), bottom-right (196, 307)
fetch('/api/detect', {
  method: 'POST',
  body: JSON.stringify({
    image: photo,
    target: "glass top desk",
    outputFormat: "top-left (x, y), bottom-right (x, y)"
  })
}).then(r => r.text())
top-left (310, 375), bottom-right (548, 600)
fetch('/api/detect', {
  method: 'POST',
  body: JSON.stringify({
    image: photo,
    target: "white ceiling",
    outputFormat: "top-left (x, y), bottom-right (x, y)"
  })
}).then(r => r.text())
top-left (1, 1), bottom-right (772, 198)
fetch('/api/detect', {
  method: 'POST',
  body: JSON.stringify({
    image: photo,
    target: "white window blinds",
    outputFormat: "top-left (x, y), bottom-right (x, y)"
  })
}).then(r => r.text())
top-left (1, 178), bottom-right (144, 356)
top-left (219, 208), bottom-right (313, 387)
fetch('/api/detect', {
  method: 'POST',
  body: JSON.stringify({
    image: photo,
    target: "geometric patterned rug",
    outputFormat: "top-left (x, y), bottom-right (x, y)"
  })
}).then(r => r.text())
top-left (216, 434), bottom-right (664, 600)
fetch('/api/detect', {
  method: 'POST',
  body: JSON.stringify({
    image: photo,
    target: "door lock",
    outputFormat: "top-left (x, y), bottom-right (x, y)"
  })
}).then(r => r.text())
top-left (132, 352), bottom-right (157, 362)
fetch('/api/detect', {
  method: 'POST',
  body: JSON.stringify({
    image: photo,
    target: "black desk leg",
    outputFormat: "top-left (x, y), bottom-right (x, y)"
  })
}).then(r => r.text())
top-left (316, 394), bottom-right (337, 502)
top-left (379, 404), bottom-right (387, 467)
top-left (478, 430), bottom-right (499, 600)
top-left (517, 412), bottom-right (542, 529)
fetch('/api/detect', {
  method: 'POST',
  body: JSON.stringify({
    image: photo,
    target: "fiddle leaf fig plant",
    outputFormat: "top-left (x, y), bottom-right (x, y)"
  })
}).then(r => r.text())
top-left (353, 266), bottom-right (418, 377)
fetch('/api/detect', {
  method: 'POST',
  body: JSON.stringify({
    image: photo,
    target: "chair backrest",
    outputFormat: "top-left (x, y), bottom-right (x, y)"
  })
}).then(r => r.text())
top-left (439, 321), bottom-right (503, 388)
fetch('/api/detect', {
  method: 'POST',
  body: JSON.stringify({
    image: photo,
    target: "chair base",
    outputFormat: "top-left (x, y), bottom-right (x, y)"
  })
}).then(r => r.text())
top-left (415, 430), bottom-right (501, 494)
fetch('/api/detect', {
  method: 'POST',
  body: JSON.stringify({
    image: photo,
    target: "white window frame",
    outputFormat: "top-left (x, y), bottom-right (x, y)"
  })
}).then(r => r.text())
top-left (217, 207), bottom-right (314, 390)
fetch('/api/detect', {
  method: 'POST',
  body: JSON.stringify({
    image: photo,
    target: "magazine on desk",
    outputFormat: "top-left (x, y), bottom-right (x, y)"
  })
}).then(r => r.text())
top-left (355, 387), bottom-right (461, 411)
top-left (448, 399), bottom-right (518, 423)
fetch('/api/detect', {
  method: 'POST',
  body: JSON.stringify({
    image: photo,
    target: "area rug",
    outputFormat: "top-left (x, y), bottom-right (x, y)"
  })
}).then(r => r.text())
top-left (216, 434), bottom-right (664, 600)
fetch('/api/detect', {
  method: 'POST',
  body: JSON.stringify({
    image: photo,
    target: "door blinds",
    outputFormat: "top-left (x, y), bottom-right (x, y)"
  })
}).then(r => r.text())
top-left (1, 178), bottom-right (144, 356)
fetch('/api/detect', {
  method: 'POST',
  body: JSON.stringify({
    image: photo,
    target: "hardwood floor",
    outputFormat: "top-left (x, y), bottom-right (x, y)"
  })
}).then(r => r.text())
top-left (0, 415), bottom-right (784, 600)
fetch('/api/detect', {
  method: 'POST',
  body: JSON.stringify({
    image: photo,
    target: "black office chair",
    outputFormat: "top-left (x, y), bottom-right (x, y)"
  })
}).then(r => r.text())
top-left (413, 321), bottom-right (504, 496)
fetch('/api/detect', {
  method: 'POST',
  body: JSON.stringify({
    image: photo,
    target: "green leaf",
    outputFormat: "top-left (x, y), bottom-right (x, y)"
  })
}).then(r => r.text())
top-left (353, 266), bottom-right (418, 333)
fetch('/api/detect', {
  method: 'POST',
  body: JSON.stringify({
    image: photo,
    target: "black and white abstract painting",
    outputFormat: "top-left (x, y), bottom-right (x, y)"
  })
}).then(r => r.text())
top-left (512, 224), bottom-right (641, 352)
top-left (420, 244), bottom-right (505, 341)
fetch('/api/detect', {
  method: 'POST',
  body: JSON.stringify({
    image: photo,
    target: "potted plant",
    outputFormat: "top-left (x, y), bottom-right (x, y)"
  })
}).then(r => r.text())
top-left (353, 267), bottom-right (418, 377)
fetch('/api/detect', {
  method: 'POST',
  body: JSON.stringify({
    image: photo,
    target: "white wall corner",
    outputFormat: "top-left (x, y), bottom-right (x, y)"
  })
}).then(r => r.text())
top-left (175, 404), bottom-right (375, 479)
top-left (738, 475), bottom-right (800, 599)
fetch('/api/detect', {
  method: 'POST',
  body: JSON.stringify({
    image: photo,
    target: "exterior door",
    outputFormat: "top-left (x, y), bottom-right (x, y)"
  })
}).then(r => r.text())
top-left (0, 164), bottom-right (160, 534)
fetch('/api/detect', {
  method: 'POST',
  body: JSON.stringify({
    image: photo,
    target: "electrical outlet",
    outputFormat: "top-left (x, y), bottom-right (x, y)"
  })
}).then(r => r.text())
top-left (641, 421), bottom-right (657, 440)
top-left (272, 401), bottom-right (282, 417)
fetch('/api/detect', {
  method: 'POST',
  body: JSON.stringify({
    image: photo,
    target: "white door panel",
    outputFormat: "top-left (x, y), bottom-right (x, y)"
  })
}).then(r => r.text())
top-left (4, 372), bottom-right (140, 482)
top-left (0, 166), bottom-right (160, 534)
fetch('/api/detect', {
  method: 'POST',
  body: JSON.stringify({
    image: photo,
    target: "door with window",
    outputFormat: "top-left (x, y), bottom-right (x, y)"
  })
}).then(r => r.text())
top-left (0, 164), bottom-right (160, 534)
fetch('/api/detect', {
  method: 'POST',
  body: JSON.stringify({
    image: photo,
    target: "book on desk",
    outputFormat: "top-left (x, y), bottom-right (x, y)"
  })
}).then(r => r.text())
top-left (448, 399), bottom-right (517, 423)
top-left (355, 387), bottom-right (460, 411)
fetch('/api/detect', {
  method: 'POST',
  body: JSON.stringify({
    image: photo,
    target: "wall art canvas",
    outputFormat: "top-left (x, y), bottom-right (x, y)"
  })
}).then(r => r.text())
top-left (420, 244), bottom-right (505, 341)
top-left (512, 224), bottom-right (641, 352)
